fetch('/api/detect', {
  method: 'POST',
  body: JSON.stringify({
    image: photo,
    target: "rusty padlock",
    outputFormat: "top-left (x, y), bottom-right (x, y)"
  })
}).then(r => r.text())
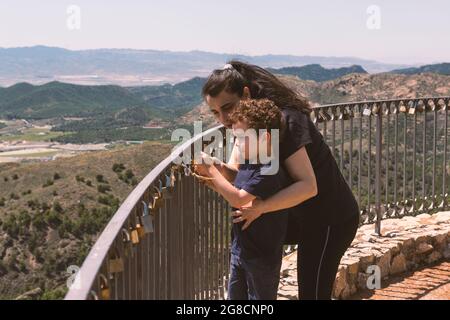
top-left (130, 227), bottom-right (140, 245)
top-left (108, 249), bottom-right (124, 273)
top-left (136, 222), bottom-right (145, 238)
top-left (99, 274), bottom-right (110, 300)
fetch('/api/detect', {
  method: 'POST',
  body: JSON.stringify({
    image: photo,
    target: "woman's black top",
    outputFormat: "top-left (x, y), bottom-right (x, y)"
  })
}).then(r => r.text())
top-left (279, 106), bottom-right (359, 244)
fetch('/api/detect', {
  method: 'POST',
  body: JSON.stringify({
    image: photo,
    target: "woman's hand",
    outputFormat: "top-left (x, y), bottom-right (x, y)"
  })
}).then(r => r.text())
top-left (232, 198), bottom-right (267, 230)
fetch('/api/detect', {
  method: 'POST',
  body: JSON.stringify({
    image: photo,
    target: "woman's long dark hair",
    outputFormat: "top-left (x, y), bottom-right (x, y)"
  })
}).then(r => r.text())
top-left (202, 60), bottom-right (312, 114)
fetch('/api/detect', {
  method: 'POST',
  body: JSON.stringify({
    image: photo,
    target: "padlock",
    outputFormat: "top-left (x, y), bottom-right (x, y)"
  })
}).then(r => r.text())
top-left (130, 228), bottom-right (140, 244)
top-left (101, 287), bottom-right (110, 300)
top-left (408, 101), bottom-right (416, 114)
top-left (152, 186), bottom-right (164, 211)
top-left (371, 104), bottom-right (380, 114)
top-left (161, 186), bottom-right (173, 199)
top-left (136, 223), bottom-right (145, 238)
top-left (141, 201), bottom-right (154, 234)
top-left (339, 107), bottom-right (350, 120)
top-left (158, 178), bottom-right (173, 200)
top-left (99, 275), bottom-right (110, 300)
top-left (362, 105), bottom-right (372, 116)
top-left (399, 104), bottom-right (407, 113)
top-left (108, 251), bottom-right (124, 273)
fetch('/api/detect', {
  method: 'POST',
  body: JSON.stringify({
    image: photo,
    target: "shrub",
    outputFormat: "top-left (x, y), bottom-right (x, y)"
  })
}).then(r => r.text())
top-left (97, 184), bottom-right (111, 194)
top-left (43, 179), bottom-right (54, 187)
top-left (124, 169), bottom-right (134, 180)
top-left (112, 163), bottom-right (125, 173)
top-left (10, 193), bottom-right (20, 200)
top-left (44, 210), bottom-right (62, 228)
top-left (53, 201), bottom-right (63, 213)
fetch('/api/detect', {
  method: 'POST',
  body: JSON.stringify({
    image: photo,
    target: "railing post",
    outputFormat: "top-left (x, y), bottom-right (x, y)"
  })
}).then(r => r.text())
top-left (375, 104), bottom-right (383, 235)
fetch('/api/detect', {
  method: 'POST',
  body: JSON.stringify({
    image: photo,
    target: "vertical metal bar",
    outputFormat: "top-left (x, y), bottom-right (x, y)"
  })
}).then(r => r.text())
top-left (412, 110), bottom-right (417, 214)
top-left (422, 107), bottom-right (427, 212)
top-left (394, 106), bottom-right (399, 216)
top-left (385, 108), bottom-right (390, 208)
top-left (358, 110), bottom-right (362, 207)
top-left (432, 108), bottom-right (437, 208)
top-left (368, 112), bottom-right (372, 219)
top-left (192, 179), bottom-right (199, 299)
top-left (207, 187), bottom-right (212, 299)
top-left (154, 188), bottom-right (160, 299)
top-left (349, 114), bottom-right (353, 189)
top-left (443, 106), bottom-right (448, 209)
top-left (340, 108), bottom-right (344, 173)
top-left (201, 182), bottom-right (207, 299)
top-left (214, 191), bottom-right (219, 299)
top-left (332, 108), bottom-right (336, 157)
top-left (375, 105), bottom-right (382, 235)
top-left (219, 195), bottom-right (225, 299)
top-left (403, 111), bottom-right (407, 214)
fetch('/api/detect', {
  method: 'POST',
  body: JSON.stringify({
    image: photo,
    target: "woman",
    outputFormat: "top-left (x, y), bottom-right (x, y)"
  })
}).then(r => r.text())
top-left (197, 60), bottom-right (359, 300)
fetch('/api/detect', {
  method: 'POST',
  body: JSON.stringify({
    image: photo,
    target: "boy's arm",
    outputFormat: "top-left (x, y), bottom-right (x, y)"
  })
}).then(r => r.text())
top-left (207, 165), bottom-right (255, 208)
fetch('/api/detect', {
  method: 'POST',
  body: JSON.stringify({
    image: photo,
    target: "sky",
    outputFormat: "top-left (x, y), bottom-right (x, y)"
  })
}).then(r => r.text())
top-left (0, 0), bottom-right (449, 64)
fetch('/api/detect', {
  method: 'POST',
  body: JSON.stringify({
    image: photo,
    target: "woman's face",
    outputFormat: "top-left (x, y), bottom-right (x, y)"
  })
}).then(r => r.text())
top-left (205, 87), bottom-right (250, 128)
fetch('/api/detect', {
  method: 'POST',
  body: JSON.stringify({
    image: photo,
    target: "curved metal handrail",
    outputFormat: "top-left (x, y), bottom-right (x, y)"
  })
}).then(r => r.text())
top-left (65, 124), bottom-right (224, 300)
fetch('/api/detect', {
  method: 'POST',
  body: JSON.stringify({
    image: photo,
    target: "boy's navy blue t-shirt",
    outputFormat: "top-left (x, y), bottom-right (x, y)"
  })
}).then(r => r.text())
top-left (231, 162), bottom-right (289, 264)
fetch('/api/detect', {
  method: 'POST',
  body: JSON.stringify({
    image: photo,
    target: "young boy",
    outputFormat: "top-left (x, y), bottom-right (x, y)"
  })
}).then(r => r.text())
top-left (200, 98), bottom-right (290, 300)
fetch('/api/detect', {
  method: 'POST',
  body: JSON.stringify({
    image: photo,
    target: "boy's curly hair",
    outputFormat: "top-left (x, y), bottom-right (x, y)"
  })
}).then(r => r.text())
top-left (229, 98), bottom-right (283, 131)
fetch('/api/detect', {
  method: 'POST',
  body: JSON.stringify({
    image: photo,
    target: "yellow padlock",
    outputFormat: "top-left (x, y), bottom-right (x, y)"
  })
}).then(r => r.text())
top-left (130, 228), bottom-right (140, 244)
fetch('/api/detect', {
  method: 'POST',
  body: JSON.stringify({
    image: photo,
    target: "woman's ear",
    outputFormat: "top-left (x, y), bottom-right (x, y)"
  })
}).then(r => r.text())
top-left (242, 86), bottom-right (251, 100)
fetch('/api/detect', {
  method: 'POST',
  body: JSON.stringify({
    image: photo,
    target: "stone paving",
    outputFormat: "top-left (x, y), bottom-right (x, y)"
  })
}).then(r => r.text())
top-left (278, 211), bottom-right (450, 300)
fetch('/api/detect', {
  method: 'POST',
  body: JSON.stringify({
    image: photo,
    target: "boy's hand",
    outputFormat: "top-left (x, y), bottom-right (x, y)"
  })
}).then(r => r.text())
top-left (193, 151), bottom-right (220, 176)
top-left (232, 198), bottom-right (266, 230)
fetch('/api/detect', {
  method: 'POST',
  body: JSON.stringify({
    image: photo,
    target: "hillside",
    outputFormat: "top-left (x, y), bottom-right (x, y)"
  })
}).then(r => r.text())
top-left (0, 141), bottom-right (174, 299)
top-left (390, 63), bottom-right (450, 76)
top-left (0, 78), bottom-right (204, 120)
top-left (267, 64), bottom-right (367, 82)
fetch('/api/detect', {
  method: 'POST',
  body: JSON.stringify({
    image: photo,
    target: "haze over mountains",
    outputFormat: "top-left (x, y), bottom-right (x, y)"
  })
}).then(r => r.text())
top-left (0, 46), bottom-right (417, 86)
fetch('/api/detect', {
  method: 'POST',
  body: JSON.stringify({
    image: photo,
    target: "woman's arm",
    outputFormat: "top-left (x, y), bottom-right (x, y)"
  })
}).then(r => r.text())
top-left (233, 146), bottom-right (317, 229)
top-left (260, 147), bottom-right (318, 213)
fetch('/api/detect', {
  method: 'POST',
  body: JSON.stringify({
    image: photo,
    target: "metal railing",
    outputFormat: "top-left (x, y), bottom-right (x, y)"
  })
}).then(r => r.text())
top-left (313, 97), bottom-right (449, 233)
top-left (65, 97), bottom-right (450, 300)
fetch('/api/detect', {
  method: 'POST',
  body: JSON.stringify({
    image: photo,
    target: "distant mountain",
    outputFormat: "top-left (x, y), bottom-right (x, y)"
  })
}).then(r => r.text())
top-left (128, 77), bottom-right (205, 116)
top-left (0, 46), bottom-right (413, 86)
top-left (390, 63), bottom-right (450, 76)
top-left (0, 77), bottom-right (205, 120)
top-left (0, 81), bottom-right (144, 119)
top-left (267, 64), bottom-right (367, 82)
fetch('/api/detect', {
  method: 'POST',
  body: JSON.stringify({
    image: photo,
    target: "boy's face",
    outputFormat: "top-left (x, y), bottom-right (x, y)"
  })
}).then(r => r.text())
top-left (232, 120), bottom-right (270, 162)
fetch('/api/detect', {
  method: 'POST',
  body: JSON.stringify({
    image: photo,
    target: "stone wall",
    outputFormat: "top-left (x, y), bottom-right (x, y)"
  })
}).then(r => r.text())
top-left (278, 211), bottom-right (450, 300)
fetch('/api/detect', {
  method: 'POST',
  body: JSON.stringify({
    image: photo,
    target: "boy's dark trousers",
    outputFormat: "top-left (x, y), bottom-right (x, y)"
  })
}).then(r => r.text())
top-left (227, 253), bottom-right (282, 300)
